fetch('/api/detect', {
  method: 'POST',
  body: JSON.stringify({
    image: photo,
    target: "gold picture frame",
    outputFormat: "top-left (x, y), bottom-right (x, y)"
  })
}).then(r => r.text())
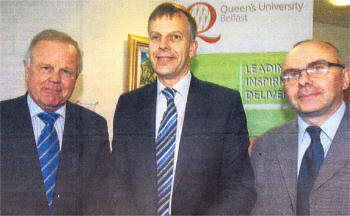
top-left (125, 34), bottom-right (156, 92)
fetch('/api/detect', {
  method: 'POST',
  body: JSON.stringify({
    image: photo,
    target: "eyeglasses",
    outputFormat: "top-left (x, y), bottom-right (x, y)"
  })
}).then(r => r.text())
top-left (281, 60), bottom-right (345, 83)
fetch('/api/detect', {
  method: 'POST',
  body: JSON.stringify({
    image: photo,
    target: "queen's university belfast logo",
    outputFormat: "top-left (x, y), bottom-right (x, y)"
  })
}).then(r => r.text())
top-left (188, 2), bottom-right (221, 43)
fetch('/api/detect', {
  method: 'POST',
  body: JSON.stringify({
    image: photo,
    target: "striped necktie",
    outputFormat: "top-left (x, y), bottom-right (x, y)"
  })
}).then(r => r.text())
top-left (37, 112), bottom-right (60, 211)
top-left (156, 88), bottom-right (177, 216)
top-left (297, 126), bottom-right (324, 215)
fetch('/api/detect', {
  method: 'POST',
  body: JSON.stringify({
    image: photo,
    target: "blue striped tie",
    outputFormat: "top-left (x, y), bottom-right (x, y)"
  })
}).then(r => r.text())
top-left (37, 112), bottom-right (60, 211)
top-left (156, 88), bottom-right (177, 216)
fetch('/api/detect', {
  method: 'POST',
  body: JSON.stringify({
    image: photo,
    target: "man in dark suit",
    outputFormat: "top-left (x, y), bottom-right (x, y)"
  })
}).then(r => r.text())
top-left (109, 2), bottom-right (256, 215)
top-left (251, 41), bottom-right (350, 215)
top-left (0, 29), bottom-right (110, 215)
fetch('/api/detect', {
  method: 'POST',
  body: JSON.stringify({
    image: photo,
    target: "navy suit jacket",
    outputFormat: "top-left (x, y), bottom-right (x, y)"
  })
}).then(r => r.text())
top-left (109, 76), bottom-right (256, 214)
top-left (0, 95), bottom-right (110, 215)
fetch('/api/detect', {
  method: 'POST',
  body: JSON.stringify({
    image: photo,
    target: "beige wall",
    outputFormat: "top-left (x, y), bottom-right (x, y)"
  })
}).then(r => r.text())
top-left (313, 22), bottom-right (349, 66)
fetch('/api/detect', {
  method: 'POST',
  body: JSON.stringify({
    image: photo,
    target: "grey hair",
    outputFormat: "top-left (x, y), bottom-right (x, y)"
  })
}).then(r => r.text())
top-left (24, 29), bottom-right (83, 76)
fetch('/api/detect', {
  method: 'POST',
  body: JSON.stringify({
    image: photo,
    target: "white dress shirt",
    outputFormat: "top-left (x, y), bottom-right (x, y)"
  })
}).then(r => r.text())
top-left (27, 94), bottom-right (66, 150)
top-left (155, 72), bottom-right (191, 212)
top-left (297, 101), bottom-right (346, 176)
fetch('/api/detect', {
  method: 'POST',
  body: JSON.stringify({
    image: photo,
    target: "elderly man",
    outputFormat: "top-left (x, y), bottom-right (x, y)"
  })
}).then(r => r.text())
top-left (251, 41), bottom-right (350, 215)
top-left (108, 2), bottom-right (256, 215)
top-left (0, 29), bottom-right (110, 215)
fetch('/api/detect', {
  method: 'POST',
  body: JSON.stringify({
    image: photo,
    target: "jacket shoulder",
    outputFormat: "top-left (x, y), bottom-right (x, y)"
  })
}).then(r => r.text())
top-left (253, 120), bottom-right (297, 152)
top-left (193, 77), bottom-right (241, 97)
top-left (1, 95), bottom-right (26, 110)
top-left (66, 101), bottom-right (107, 123)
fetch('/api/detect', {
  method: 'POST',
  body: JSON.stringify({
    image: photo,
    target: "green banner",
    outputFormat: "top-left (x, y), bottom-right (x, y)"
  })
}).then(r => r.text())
top-left (191, 52), bottom-right (297, 137)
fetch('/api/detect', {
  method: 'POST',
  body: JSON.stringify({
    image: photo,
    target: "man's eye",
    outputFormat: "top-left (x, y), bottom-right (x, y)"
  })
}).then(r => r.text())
top-left (172, 34), bottom-right (181, 40)
top-left (151, 35), bottom-right (160, 41)
top-left (42, 66), bottom-right (50, 70)
top-left (62, 69), bottom-right (72, 75)
top-left (313, 64), bottom-right (327, 71)
top-left (285, 70), bottom-right (300, 77)
top-left (40, 66), bottom-right (51, 72)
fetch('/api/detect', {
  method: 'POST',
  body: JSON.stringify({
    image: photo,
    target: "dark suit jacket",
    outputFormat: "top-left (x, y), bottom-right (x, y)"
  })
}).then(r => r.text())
top-left (109, 76), bottom-right (256, 214)
top-left (251, 104), bottom-right (349, 215)
top-left (0, 94), bottom-right (110, 215)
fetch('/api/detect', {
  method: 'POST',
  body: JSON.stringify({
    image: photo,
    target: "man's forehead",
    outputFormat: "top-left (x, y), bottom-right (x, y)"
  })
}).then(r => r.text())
top-left (283, 42), bottom-right (340, 68)
top-left (32, 40), bottom-right (78, 58)
top-left (151, 12), bottom-right (188, 25)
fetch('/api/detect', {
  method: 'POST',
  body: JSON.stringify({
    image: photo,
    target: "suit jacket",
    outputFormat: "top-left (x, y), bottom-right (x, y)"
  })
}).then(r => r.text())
top-left (251, 104), bottom-right (350, 215)
top-left (0, 94), bottom-right (110, 215)
top-left (109, 76), bottom-right (256, 214)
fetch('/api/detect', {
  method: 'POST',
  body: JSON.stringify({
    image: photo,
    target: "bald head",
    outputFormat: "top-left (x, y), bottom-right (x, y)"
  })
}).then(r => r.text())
top-left (283, 41), bottom-right (341, 70)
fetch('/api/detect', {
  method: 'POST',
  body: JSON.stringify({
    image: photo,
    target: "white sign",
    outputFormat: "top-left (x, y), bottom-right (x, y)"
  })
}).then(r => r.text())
top-left (174, 0), bottom-right (313, 54)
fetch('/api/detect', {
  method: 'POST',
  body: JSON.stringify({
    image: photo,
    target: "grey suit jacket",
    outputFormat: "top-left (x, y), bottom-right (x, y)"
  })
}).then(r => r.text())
top-left (251, 104), bottom-right (349, 215)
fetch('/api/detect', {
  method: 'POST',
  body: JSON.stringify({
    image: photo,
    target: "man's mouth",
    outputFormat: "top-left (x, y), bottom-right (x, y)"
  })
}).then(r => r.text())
top-left (156, 55), bottom-right (176, 65)
top-left (157, 56), bottom-right (175, 60)
top-left (43, 87), bottom-right (61, 94)
top-left (297, 91), bottom-right (321, 100)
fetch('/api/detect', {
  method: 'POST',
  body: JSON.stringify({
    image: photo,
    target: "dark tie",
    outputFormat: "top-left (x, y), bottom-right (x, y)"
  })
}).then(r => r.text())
top-left (156, 88), bottom-right (177, 216)
top-left (297, 126), bottom-right (324, 215)
top-left (37, 112), bottom-right (60, 211)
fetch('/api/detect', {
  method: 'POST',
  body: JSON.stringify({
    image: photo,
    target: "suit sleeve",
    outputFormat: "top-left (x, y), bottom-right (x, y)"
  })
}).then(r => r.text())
top-left (108, 94), bottom-right (138, 214)
top-left (211, 91), bottom-right (256, 214)
top-left (81, 111), bottom-right (112, 214)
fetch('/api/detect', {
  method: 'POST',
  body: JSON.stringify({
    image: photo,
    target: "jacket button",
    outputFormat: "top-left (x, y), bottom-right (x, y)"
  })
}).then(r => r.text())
top-left (57, 194), bottom-right (61, 199)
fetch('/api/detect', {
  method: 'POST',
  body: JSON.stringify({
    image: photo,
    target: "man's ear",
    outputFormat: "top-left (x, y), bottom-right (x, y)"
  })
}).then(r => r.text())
top-left (342, 67), bottom-right (350, 90)
top-left (24, 60), bottom-right (30, 81)
top-left (189, 40), bottom-right (198, 59)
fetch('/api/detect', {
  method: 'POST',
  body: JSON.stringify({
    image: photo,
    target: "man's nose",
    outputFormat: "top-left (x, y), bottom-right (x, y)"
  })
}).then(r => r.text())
top-left (298, 70), bottom-right (312, 86)
top-left (49, 68), bottom-right (62, 83)
top-left (159, 37), bottom-right (169, 50)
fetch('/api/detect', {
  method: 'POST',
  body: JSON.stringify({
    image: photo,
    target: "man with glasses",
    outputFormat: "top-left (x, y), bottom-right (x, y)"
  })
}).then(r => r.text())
top-left (251, 40), bottom-right (349, 215)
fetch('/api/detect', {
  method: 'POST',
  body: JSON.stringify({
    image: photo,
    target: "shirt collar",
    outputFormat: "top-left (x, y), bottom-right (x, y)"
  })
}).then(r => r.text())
top-left (298, 101), bottom-right (346, 141)
top-left (157, 71), bottom-right (192, 97)
top-left (27, 94), bottom-right (66, 119)
top-left (320, 101), bottom-right (346, 140)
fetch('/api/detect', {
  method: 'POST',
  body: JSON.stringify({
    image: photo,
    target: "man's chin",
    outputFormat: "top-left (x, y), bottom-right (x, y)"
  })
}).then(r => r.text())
top-left (297, 105), bottom-right (330, 119)
top-left (39, 101), bottom-right (63, 112)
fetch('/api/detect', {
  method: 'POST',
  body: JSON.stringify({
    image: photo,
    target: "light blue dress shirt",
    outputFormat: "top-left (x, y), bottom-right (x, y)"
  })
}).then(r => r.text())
top-left (27, 94), bottom-right (66, 150)
top-left (297, 102), bottom-right (346, 176)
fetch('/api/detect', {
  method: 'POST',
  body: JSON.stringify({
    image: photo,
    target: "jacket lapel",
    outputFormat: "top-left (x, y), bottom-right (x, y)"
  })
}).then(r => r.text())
top-left (20, 95), bottom-right (43, 176)
top-left (137, 83), bottom-right (158, 211)
top-left (313, 105), bottom-right (350, 190)
top-left (173, 76), bottom-right (201, 191)
top-left (54, 102), bottom-right (80, 206)
top-left (20, 94), bottom-right (51, 209)
top-left (277, 121), bottom-right (298, 211)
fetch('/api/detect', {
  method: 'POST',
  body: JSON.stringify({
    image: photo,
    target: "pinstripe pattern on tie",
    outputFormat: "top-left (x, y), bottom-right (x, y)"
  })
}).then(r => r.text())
top-left (156, 88), bottom-right (177, 216)
top-left (37, 112), bottom-right (60, 211)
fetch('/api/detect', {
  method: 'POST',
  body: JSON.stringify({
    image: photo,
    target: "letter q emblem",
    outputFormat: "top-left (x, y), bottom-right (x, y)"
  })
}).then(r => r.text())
top-left (188, 2), bottom-right (221, 43)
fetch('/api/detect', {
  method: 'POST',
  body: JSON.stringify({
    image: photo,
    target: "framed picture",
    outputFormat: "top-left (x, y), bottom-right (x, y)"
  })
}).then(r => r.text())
top-left (125, 34), bottom-right (156, 92)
